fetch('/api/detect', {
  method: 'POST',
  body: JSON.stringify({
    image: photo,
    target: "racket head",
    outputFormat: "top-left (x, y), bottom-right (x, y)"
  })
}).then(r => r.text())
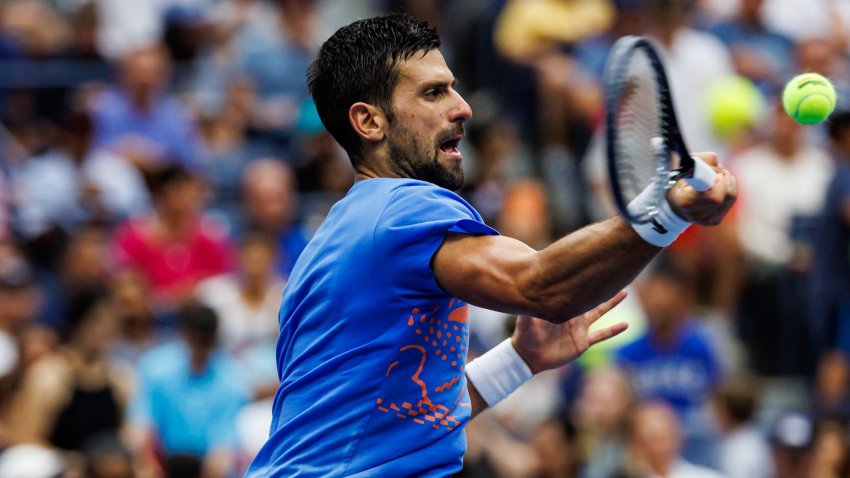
top-left (603, 36), bottom-right (692, 224)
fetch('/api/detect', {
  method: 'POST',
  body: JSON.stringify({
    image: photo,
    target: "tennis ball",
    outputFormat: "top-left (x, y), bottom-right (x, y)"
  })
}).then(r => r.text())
top-left (705, 75), bottom-right (766, 139)
top-left (782, 73), bottom-right (837, 125)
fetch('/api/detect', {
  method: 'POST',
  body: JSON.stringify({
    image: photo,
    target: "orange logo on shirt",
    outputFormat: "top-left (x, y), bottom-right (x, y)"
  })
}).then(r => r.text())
top-left (375, 298), bottom-right (469, 431)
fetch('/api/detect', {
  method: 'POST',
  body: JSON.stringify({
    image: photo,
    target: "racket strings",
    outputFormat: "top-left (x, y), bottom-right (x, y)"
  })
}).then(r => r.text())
top-left (611, 50), bottom-right (666, 218)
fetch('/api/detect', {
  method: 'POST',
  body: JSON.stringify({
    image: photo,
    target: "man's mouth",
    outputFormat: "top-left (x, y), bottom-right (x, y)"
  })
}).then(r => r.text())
top-left (439, 135), bottom-right (463, 158)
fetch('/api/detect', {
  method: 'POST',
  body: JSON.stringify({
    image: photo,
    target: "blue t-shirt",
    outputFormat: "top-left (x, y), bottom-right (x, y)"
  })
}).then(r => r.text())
top-left (129, 341), bottom-right (249, 456)
top-left (246, 178), bottom-right (498, 477)
top-left (616, 324), bottom-right (720, 418)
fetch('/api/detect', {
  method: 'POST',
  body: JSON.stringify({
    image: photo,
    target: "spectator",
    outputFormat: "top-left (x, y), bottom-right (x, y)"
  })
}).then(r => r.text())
top-left (645, 0), bottom-right (734, 154)
top-left (114, 164), bottom-right (235, 308)
top-left (190, 0), bottom-right (317, 148)
top-left (39, 225), bottom-right (112, 329)
top-left (460, 404), bottom-right (540, 478)
top-left (810, 110), bottom-right (850, 356)
top-left (617, 401), bottom-right (724, 478)
top-left (532, 414), bottom-right (583, 478)
top-left (770, 412), bottom-right (815, 478)
top-left (0, 251), bottom-right (40, 381)
top-left (809, 419), bottom-right (850, 478)
top-left (460, 110), bottom-right (529, 225)
top-left (188, 0), bottom-right (277, 119)
top-left (194, 231), bottom-right (285, 398)
top-left (0, 0), bottom-right (69, 59)
top-left (711, 375), bottom-right (774, 478)
top-left (8, 288), bottom-right (129, 452)
top-left (89, 43), bottom-right (208, 171)
top-left (573, 0), bottom-right (651, 79)
top-left (200, 79), bottom-right (270, 223)
top-left (794, 37), bottom-right (850, 112)
top-left (572, 366), bottom-right (634, 478)
top-left (240, 159), bottom-right (308, 276)
top-left (129, 302), bottom-right (249, 478)
top-left (708, 0), bottom-right (795, 94)
top-left (732, 101), bottom-right (833, 375)
top-left (616, 255), bottom-right (723, 466)
top-left (111, 270), bottom-right (165, 363)
top-left (494, 0), bottom-right (614, 231)
top-left (812, 350), bottom-right (850, 423)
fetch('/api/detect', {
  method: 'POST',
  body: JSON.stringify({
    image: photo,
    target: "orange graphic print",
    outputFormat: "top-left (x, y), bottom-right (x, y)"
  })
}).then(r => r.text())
top-left (375, 298), bottom-right (470, 431)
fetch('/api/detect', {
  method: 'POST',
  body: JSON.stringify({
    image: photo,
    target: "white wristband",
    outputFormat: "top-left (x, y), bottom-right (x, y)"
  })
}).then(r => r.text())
top-left (465, 339), bottom-right (533, 407)
top-left (627, 187), bottom-right (690, 248)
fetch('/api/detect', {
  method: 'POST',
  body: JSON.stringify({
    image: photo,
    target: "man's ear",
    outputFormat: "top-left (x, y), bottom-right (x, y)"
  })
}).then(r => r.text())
top-left (349, 102), bottom-right (388, 143)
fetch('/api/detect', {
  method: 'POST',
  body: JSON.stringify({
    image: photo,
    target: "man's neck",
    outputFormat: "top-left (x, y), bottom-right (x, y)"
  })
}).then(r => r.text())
top-left (355, 159), bottom-right (405, 182)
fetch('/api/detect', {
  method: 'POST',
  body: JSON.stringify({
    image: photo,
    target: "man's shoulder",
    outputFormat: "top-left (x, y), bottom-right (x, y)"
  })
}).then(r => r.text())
top-left (381, 179), bottom-right (479, 214)
top-left (358, 178), bottom-right (463, 199)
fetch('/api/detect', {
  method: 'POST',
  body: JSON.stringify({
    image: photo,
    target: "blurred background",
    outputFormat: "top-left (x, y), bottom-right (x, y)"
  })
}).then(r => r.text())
top-left (0, 0), bottom-right (849, 477)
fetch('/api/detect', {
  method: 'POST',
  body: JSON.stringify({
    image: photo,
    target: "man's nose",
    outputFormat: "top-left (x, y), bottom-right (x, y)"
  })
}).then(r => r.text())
top-left (448, 90), bottom-right (473, 122)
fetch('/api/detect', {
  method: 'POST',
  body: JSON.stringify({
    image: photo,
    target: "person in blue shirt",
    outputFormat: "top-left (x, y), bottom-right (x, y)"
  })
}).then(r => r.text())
top-left (707, 0), bottom-right (794, 95)
top-left (616, 254), bottom-right (722, 467)
top-left (246, 14), bottom-right (738, 477)
top-left (811, 111), bottom-right (850, 356)
top-left (130, 302), bottom-right (249, 478)
top-left (89, 44), bottom-right (208, 172)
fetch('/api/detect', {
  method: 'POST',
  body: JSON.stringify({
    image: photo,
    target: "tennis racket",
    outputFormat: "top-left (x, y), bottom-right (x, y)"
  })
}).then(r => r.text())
top-left (603, 35), bottom-right (716, 225)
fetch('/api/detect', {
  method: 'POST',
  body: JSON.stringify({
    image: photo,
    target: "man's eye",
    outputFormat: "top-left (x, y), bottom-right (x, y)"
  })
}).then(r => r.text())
top-left (425, 88), bottom-right (443, 98)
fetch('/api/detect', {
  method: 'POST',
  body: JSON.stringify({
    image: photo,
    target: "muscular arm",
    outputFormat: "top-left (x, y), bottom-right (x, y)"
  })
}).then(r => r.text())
top-left (434, 154), bottom-right (736, 323)
top-left (433, 215), bottom-right (658, 323)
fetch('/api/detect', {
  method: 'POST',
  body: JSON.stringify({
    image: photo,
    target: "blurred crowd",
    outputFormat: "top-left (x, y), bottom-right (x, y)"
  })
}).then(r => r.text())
top-left (1, 0), bottom-right (850, 477)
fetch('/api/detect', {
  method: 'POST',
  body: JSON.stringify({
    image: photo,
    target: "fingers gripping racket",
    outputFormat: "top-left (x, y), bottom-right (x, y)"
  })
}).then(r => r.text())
top-left (603, 36), bottom-right (716, 226)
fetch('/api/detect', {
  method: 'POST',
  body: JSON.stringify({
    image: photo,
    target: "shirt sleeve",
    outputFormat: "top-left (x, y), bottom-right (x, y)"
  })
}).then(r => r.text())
top-left (373, 183), bottom-right (498, 300)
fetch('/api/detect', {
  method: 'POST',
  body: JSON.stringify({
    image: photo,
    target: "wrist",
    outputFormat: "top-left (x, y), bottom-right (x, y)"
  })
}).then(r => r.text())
top-left (510, 337), bottom-right (540, 374)
top-left (627, 189), bottom-right (690, 248)
top-left (465, 339), bottom-right (533, 407)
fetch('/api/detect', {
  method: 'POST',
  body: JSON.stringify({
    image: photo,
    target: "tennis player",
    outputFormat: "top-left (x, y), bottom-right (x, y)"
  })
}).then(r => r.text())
top-left (246, 14), bottom-right (736, 477)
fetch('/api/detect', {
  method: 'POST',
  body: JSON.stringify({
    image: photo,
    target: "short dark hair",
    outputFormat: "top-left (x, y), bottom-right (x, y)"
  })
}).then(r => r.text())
top-left (64, 287), bottom-right (110, 340)
top-left (177, 301), bottom-right (218, 347)
top-left (307, 14), bottom-right (441, 164)
top-left (145, 164), bottom-right (195, 198)
top-left (715, 376), bottom-right (759, 425)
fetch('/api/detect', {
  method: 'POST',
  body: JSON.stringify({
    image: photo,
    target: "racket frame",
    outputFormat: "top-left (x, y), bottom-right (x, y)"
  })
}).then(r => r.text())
top-left (604, 35), bottom-right (699, 225)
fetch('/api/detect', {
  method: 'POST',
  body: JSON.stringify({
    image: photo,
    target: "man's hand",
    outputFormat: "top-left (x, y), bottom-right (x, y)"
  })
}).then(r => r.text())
top-left (667, 152), bottom-right (737, 226)
top-left (511, 291), bottom-right (628, 374)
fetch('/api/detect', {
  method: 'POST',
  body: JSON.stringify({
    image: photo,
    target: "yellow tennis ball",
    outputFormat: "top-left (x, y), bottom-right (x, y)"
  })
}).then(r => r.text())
top-left (782, 73), bottom-right (837, 125)
top-left (705, 75), bottom-right (766, 138)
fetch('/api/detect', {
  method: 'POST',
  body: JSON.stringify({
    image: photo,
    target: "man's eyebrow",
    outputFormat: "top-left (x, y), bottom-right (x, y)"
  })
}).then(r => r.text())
top-left (421, 78), bottom-right (459, 89)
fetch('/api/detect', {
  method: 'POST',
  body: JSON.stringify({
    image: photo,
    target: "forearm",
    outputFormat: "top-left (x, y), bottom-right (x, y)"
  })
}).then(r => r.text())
top-left (434, 216), bottom-right (663, 322)
top-left (528, 216), bottom-right (659, 321)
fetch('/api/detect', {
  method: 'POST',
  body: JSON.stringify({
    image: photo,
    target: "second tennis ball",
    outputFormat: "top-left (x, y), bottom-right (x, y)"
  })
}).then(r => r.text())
top-left (782, 73), bottom-right (836, 125)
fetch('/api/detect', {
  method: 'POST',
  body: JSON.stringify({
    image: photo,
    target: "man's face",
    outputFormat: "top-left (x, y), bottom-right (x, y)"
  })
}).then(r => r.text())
top-left (386, 49), bottom-right (472, 190)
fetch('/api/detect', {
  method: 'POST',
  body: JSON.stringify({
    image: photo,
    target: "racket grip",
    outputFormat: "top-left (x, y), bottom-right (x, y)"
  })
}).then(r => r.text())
top-left (685, 157), bottom-right (716, 192)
